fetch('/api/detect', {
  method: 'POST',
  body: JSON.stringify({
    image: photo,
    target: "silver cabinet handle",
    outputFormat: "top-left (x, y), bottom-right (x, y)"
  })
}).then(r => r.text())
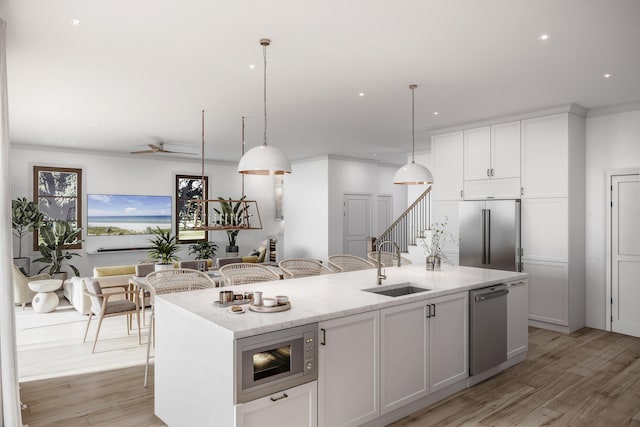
top-left (426, 304), bottom-right (431, 318)
top-left (320, 328), bottom-right (326, 346)
top-left (510, 281), bottom-right (526, 287)
top-left (491, 168), bottom-right (495, 176)
top-left (431, 303), bottom-right (436, 317)
top-left (270, 393), bottom-right (288, 402)
top-left (487, 168), bottom-right (490, 177)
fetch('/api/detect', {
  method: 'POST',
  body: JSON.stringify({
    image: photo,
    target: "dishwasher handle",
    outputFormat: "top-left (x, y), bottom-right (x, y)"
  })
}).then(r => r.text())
top-left (474, 289), bottom-right (508, 301)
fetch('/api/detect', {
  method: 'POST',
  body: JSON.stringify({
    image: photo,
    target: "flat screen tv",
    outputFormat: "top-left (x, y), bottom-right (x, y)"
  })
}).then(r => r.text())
top-left (87, 194), bottom-right (172, 236)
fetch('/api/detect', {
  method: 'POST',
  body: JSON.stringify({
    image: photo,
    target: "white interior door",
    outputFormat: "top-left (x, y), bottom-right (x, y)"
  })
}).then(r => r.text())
top-left (376, 195), bottom-right (392, 236)
top-left (612, 174), bottom-right (640, 337)
top-left (344, 194), bottom-right (371, 258)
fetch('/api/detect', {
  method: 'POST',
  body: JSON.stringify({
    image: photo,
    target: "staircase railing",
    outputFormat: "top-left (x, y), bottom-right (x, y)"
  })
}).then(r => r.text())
top-left (372, 187), bottom-right (431, 253)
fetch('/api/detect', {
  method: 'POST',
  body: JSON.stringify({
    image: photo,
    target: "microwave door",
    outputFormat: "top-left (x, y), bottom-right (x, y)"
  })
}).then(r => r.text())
top-left (459, 201), bottom-right (485, 268)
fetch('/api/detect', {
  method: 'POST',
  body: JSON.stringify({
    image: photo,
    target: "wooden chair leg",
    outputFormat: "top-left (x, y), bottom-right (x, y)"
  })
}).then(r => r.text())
top-left (82, 313), bottom-right (93, 343)
top-left (91, 314), bottom-right (105, 354)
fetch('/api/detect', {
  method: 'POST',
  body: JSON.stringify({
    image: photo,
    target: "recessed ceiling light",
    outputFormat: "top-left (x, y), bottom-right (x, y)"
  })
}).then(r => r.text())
top-left (538, 33), bottom-right (550, 41)
top-left (433, 111), bottom-right (439, 116)
top-left (248, 64), bottom-right (255, 70)
top-left (71, 18), bottom-right (82, 26)
top-left (603, 73), bottom-right (612, 79)
top-left (358, 92), bottom-right (365, 97)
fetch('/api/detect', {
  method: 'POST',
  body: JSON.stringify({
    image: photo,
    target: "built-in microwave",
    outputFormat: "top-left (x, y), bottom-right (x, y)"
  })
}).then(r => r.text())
top-left (235, 323), bottom-right (318, 404)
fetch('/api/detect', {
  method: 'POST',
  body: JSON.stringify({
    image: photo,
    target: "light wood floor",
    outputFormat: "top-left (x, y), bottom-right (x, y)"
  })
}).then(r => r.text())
top-left (19, 327), bottom-right (640, 426)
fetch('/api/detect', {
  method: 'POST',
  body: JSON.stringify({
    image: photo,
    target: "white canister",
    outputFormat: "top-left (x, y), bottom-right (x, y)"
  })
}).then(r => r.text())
top-left (253, 291), bottom-right (263, 306)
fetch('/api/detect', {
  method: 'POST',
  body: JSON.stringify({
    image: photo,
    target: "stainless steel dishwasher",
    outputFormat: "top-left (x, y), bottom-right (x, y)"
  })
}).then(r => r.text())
top-left (469, 284), bottom-right (509, 375)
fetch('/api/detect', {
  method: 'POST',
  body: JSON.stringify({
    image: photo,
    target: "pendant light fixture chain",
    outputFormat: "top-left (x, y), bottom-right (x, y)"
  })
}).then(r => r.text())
top-left (410, 84), bottom-right (417, 164)
top-left (261, 38), bottom-right (270, 147)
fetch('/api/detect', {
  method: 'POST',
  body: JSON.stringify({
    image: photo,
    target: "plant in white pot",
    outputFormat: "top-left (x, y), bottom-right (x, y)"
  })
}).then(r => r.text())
top-left (419, 218), bottom-right (457, 271)
top-left (148, 227), bottom-right (180, 270)
top-left (34, 221), bottom-right (83, 280)
top-left (11, 197), bottom-right (46, 273)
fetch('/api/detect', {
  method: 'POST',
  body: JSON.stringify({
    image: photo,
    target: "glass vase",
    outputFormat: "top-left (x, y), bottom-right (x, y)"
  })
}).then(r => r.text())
top-left (426, 255), bottom-right (441, 271)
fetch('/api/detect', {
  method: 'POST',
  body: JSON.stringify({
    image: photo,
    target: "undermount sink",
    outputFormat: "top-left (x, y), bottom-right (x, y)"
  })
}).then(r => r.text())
top-left (362, 282), bottom-right (431, 297)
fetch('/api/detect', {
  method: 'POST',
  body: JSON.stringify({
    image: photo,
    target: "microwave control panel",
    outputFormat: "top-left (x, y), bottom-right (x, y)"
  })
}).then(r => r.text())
top-left (303, 331), bottom-right (316, 375)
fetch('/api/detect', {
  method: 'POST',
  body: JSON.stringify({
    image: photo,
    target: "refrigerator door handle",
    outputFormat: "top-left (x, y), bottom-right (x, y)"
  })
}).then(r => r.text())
top-left (485, 209), bottom-right (491, 265)
top-left (481, 209), bottom-right (486, 264)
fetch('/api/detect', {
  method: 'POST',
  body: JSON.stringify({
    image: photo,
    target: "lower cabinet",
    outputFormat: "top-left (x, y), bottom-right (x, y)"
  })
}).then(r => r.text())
top-left (318, 311), bottom-right (380, 427)
top-left (235, 381), bottom-right (318, 427)
top-left (380, 291), bottom-right (468, 414)
top-left (507, 279), bottom-right (529, 358)
top-left (523, 260), bottom-right (568, 326)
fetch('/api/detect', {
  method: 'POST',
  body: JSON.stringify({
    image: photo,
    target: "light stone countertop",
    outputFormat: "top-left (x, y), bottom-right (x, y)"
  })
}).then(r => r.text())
top-left (156, 264), bottom-right (527, 339)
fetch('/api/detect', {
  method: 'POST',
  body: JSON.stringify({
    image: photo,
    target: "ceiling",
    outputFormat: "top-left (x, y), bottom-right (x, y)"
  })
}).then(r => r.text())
top-left (3, 0), bottom-right (640, 165)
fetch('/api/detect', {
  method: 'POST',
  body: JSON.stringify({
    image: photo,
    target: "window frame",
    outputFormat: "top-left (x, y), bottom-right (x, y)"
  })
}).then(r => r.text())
top-left (33, 166), bottom-right (83, 250)
top-left (175, 174), bottom-right (209, 243)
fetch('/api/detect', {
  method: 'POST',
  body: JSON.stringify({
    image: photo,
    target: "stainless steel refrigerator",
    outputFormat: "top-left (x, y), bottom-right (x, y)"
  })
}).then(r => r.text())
top-left (458, 199), bottom-right (521, 272)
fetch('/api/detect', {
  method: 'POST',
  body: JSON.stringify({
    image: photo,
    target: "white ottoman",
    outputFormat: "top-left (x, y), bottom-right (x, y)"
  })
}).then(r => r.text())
top-left (28, 279), bottom-right (63, 313)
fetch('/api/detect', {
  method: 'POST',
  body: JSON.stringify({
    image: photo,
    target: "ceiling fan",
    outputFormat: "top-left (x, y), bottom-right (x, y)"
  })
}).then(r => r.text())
top-left (130, 141), bottom-right (196, 155)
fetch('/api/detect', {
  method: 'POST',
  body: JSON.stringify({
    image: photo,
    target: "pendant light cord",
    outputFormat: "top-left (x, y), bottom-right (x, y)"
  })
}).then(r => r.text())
top-left (263, 43), bottom-right (268, 146)
top-left (411, 85), bottom-right (416, 164)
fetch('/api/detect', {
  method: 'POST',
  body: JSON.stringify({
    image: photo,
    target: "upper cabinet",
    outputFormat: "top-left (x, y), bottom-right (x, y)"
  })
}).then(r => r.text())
top-left (463, 121), bottom-right (521, 199)
top-left (521, 114), bottom-right (568, 198)
top-left (431, 131), bottom-right (463, 201)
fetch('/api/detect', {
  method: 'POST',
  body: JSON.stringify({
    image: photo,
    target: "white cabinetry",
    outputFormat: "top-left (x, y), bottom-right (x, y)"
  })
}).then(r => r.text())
top-left (521, 114), bottom-right (569, 199)
top-left (431, 131), bottom-right (463, 201)
top-left (318, 311), bottom-right (380, 427)
top-left (235, 381), bottom-right (317, 427)
top-left (524, 260), bottom-right (569, 326)
top-left (380, 301), bottom-right (429, 414)
top-left (380, 291), bottom-right (468, 414)
top-left (428, 292), bottom-right (469, 392)
top-left (520, 112), bottom-right (585, 333)
top-left (507, 280), bottom-right (528, 359)
top-left (463, 121), bottom-right (520, 199)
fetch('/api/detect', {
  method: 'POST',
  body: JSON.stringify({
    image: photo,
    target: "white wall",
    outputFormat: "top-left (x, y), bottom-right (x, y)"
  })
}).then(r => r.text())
top-left (10, 145), bottom-right (281, 276)
top-left (283, 157), bottom-right (329, 261)
top-left (328, 157), bottom-right (407, 257)
top-left (585, 106), bottom-right (640, 329)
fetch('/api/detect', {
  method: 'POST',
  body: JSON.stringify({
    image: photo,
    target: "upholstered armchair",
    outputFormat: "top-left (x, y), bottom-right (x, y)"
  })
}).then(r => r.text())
top-left (12, 264), bottom-right (50, 308)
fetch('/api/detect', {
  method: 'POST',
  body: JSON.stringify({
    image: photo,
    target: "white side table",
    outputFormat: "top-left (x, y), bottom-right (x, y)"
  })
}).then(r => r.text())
top-left (28, 279), bottom-right (63, 313)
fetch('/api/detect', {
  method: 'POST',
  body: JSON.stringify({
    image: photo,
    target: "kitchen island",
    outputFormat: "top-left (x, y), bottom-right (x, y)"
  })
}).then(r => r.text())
top-left (154, 265), bottom-right (528, 427)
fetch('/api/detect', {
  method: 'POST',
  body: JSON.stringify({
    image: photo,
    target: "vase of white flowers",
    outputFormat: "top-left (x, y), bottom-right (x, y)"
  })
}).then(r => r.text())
top-left (419, 217), bottom-right (457, 271)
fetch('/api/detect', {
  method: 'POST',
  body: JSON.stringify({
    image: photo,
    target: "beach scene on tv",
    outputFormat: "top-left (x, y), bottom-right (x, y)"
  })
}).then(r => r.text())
top-left (87, 194), bottom-right (172, 236)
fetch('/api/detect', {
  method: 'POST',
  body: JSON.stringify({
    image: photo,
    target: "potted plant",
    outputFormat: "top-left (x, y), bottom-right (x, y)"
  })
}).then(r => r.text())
top-left (148, 227), bottom-right (180, 270)
top-left (419, 217), bottom-right (457, 271)
top-left (188, 240), bottom-right (218, 260)
top-left (213, 196), bottom-right (247, 255)
top-left (34, 221), bottom-right (83, 279)
top-left (11, 197), bottom-right (46, 273)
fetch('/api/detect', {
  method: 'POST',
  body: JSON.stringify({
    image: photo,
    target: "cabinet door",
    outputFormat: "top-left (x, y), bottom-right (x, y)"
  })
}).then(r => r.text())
top-left (432, 131), bottom-right (463, 201)
top-left (235, 381), bottom-right (317, 427)
top-left (521, 114), bottom-right (568, 198)
top-left (491, 121), bottom-right (520, 179)
top-left (507, 280), bottom-right (528, 358)
top-left (318, 311), bottom-right (380, 427)
top-left (523, 260), bottom-right (568, 326)
top-left (521, 198), bottom-right (568, 262)
top-left (380, 301), bottom-right (429, 414)
top-left (429, 292), bottom-right (469, 392)
top-left (464, 126), bottom-right (491, 181)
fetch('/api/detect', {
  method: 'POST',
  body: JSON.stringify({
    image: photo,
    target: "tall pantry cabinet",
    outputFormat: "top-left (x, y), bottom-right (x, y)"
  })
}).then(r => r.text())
top-left (520, 112), bottom-right (585, 333)
top-left (429, 106), bottom-right (585, 333)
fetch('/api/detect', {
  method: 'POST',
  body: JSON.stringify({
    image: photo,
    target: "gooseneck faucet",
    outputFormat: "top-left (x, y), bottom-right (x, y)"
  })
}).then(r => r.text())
top-left (376, 240), bottom-right (401, 285)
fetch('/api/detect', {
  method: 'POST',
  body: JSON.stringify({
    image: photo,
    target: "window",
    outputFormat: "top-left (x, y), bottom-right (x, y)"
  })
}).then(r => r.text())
top-left (33, 166), bottom-right (82, 250)
top-left (175, 174), bottom-right (208, 243)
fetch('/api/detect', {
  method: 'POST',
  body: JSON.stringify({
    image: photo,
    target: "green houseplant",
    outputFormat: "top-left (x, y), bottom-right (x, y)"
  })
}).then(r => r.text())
top-left (148, 227), bottom-right (180, 268)
top-left (188, 240), bottom-right (218, 260)
top-left (213, 196), bottom-right (247, 254)
top-left (34, 221), bottom-right (83, 278)
top-left (11, 197), bottom-right (46, 272)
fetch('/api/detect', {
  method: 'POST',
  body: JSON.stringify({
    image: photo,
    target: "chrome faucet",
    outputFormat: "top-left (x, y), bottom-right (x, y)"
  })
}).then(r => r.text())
top-left (376, 240), bottom-right (401, 285)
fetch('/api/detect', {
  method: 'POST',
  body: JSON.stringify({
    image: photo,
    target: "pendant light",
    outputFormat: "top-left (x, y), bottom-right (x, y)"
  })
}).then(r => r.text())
top-left (238, 38), bottom-right (292, 175)
top-left (393, 84), bottom-right (433, 185)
